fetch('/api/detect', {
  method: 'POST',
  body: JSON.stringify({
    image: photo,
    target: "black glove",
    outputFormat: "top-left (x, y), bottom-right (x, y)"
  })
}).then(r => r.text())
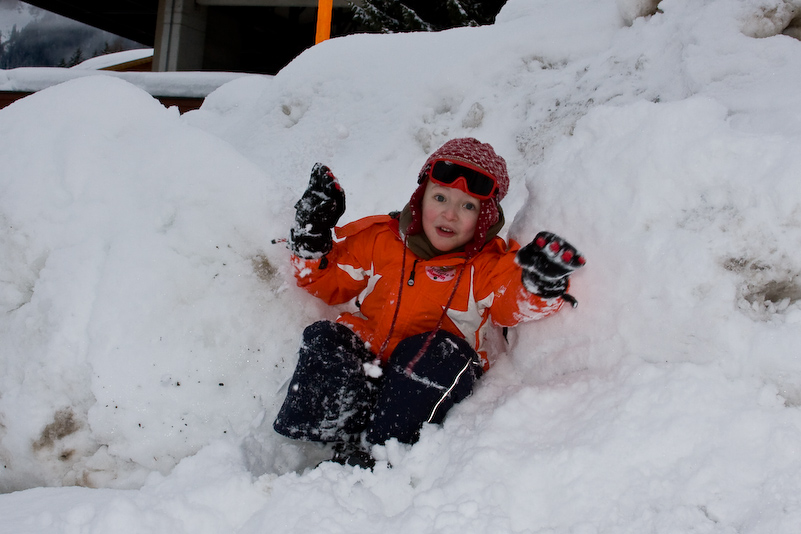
top-left (289, 163), bottom-right (346, 259)
top-left (516, 231), bottom-right (586, 301)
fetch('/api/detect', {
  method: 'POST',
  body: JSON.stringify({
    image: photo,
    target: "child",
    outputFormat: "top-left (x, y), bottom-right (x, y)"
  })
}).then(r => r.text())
top-left (273, 138), bottom-right (585, 468)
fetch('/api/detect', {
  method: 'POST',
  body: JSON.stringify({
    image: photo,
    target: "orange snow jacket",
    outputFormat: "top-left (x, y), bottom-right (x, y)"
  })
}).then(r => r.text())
top-left (291, 215), bottom-right (564, 370)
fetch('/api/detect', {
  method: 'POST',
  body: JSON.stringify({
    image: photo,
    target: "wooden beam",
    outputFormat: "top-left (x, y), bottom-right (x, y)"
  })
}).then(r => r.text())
top-left (315, 0), bottom-right (333, 44)
top-left (196, 0), bottom-right (354, 6)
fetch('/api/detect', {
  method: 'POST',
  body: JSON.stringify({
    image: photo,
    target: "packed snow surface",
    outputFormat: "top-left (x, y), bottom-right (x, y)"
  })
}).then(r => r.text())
top-left (2, 0), bottom-right (801, 532)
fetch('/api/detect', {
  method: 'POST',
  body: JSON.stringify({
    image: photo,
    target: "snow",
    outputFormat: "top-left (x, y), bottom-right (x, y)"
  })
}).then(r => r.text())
top-left (0, 65), bottom-right (259, 98)
top-left (2, 0), bottom-right (801, 531)
top-left (70, 48), bottom-right (154, 71)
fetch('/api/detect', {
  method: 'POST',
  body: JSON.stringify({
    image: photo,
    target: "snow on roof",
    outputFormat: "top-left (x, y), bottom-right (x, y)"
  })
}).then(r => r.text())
top-left (0, 64), bottom-right (267, 98)
top-left (71, 48), bottom-right (155, 71)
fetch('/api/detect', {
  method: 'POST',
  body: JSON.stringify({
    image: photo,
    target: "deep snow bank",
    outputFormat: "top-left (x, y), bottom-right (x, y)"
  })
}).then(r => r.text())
top-left (0, 76), bottom-right (308, 490)
top-left (2, 0), bottom-right (801, 532)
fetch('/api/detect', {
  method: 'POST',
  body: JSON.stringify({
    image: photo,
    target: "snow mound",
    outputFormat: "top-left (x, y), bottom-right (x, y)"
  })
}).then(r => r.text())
top-left (2, 0), bottom-right (801, 532)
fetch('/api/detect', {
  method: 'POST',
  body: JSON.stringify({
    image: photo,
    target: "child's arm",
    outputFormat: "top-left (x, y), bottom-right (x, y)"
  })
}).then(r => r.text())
top-left (515, 231), bottom-right (586, 306)
top-left (287, 163), bottom-right (370, 305)
top-left (291, 245), bottom-right (370, 305)
top-left (291, 215), bottom-right (388, 307)
top-left (289, 163), bottom-right (346, 259)
top-left (481, 232), bottom-right (585, 327)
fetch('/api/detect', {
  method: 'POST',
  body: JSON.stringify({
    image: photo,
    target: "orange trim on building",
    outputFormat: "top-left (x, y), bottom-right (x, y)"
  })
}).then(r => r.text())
top-left (315, 0), bottom-right (334, 44)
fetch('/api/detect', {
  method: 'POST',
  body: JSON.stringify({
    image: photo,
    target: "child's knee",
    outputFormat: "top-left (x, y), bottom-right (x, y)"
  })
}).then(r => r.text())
top-left (391, 330), bottom-right (483, 383)
top-left (365, 331), bottom-right (483, 445)
top-left (275, 320), bottom-right (377, 442)
top-left (300, 320), bottom-right (370, 368)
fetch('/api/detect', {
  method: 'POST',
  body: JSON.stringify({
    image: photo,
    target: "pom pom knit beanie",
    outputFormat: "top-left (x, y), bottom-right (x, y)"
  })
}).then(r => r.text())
top-left (406, 138), bottom-right (510, 258)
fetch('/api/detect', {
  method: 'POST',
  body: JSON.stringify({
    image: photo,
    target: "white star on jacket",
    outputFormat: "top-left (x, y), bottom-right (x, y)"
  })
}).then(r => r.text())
top-left (338, 262), bottom-right (493, 348)
top-left (337, 262), bottom-right (381, 308)
top-left (445, 267), bottom-right (495, 348)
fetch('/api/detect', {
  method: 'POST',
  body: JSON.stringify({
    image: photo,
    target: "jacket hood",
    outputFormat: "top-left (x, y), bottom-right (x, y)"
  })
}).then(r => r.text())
top-left (406, 138), bottom-right (509, 258)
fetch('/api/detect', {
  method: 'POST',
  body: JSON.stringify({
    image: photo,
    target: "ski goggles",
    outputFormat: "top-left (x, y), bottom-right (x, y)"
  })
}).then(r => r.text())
top-left (428, 160), bottom-right (498, 200)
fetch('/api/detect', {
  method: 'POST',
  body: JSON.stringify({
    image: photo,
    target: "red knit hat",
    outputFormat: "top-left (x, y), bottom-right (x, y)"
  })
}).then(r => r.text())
top-left (407, 138), bottom-right (509, 258)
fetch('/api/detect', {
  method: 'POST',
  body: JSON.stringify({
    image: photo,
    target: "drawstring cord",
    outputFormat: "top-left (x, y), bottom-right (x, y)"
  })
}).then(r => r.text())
top-left (376, 237), bottom-right (468, 377)
top-left (407, 259), bottom-right (420, 286)
top-left (376, 239), bottom-right (409, 360)
top-left (404, 261), bottom-right (467, 376)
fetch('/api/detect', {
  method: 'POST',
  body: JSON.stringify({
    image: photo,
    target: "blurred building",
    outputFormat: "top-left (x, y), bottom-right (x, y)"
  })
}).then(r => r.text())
top-left (23, 0), bottom-right (356, 74)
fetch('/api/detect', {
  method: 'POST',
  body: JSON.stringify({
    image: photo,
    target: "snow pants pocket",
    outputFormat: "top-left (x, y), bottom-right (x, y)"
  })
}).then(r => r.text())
top-left (365, 330), bottom-right (483, 445)
top-left (273, 320), bottom-right (377, 443)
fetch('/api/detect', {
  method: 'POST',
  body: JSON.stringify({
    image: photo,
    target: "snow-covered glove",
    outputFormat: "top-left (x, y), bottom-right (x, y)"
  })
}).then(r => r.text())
top-left (516, 231), bottom-right (586, 302)
top-left (289, 163), bottom-right (346, 259)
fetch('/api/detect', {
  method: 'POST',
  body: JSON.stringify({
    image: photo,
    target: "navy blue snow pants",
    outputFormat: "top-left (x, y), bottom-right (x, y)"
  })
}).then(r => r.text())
top-left (273, 320), bottom-right (483, 445)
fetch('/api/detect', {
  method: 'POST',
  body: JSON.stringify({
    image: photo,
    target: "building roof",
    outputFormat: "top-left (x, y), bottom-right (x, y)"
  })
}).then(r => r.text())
top-left (23, 0), bottom-right (356, 48)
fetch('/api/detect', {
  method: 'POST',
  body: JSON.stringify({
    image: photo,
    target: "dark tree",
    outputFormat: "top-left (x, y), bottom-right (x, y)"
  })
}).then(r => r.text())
top-left (0, 12), bottom-right (142, 69)
top-left (350, 0), bottom-right (508, 33)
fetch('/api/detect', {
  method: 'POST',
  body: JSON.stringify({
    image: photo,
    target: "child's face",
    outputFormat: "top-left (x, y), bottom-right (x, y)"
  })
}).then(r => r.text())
top-left (421, 180), bottom-right (480, 252)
